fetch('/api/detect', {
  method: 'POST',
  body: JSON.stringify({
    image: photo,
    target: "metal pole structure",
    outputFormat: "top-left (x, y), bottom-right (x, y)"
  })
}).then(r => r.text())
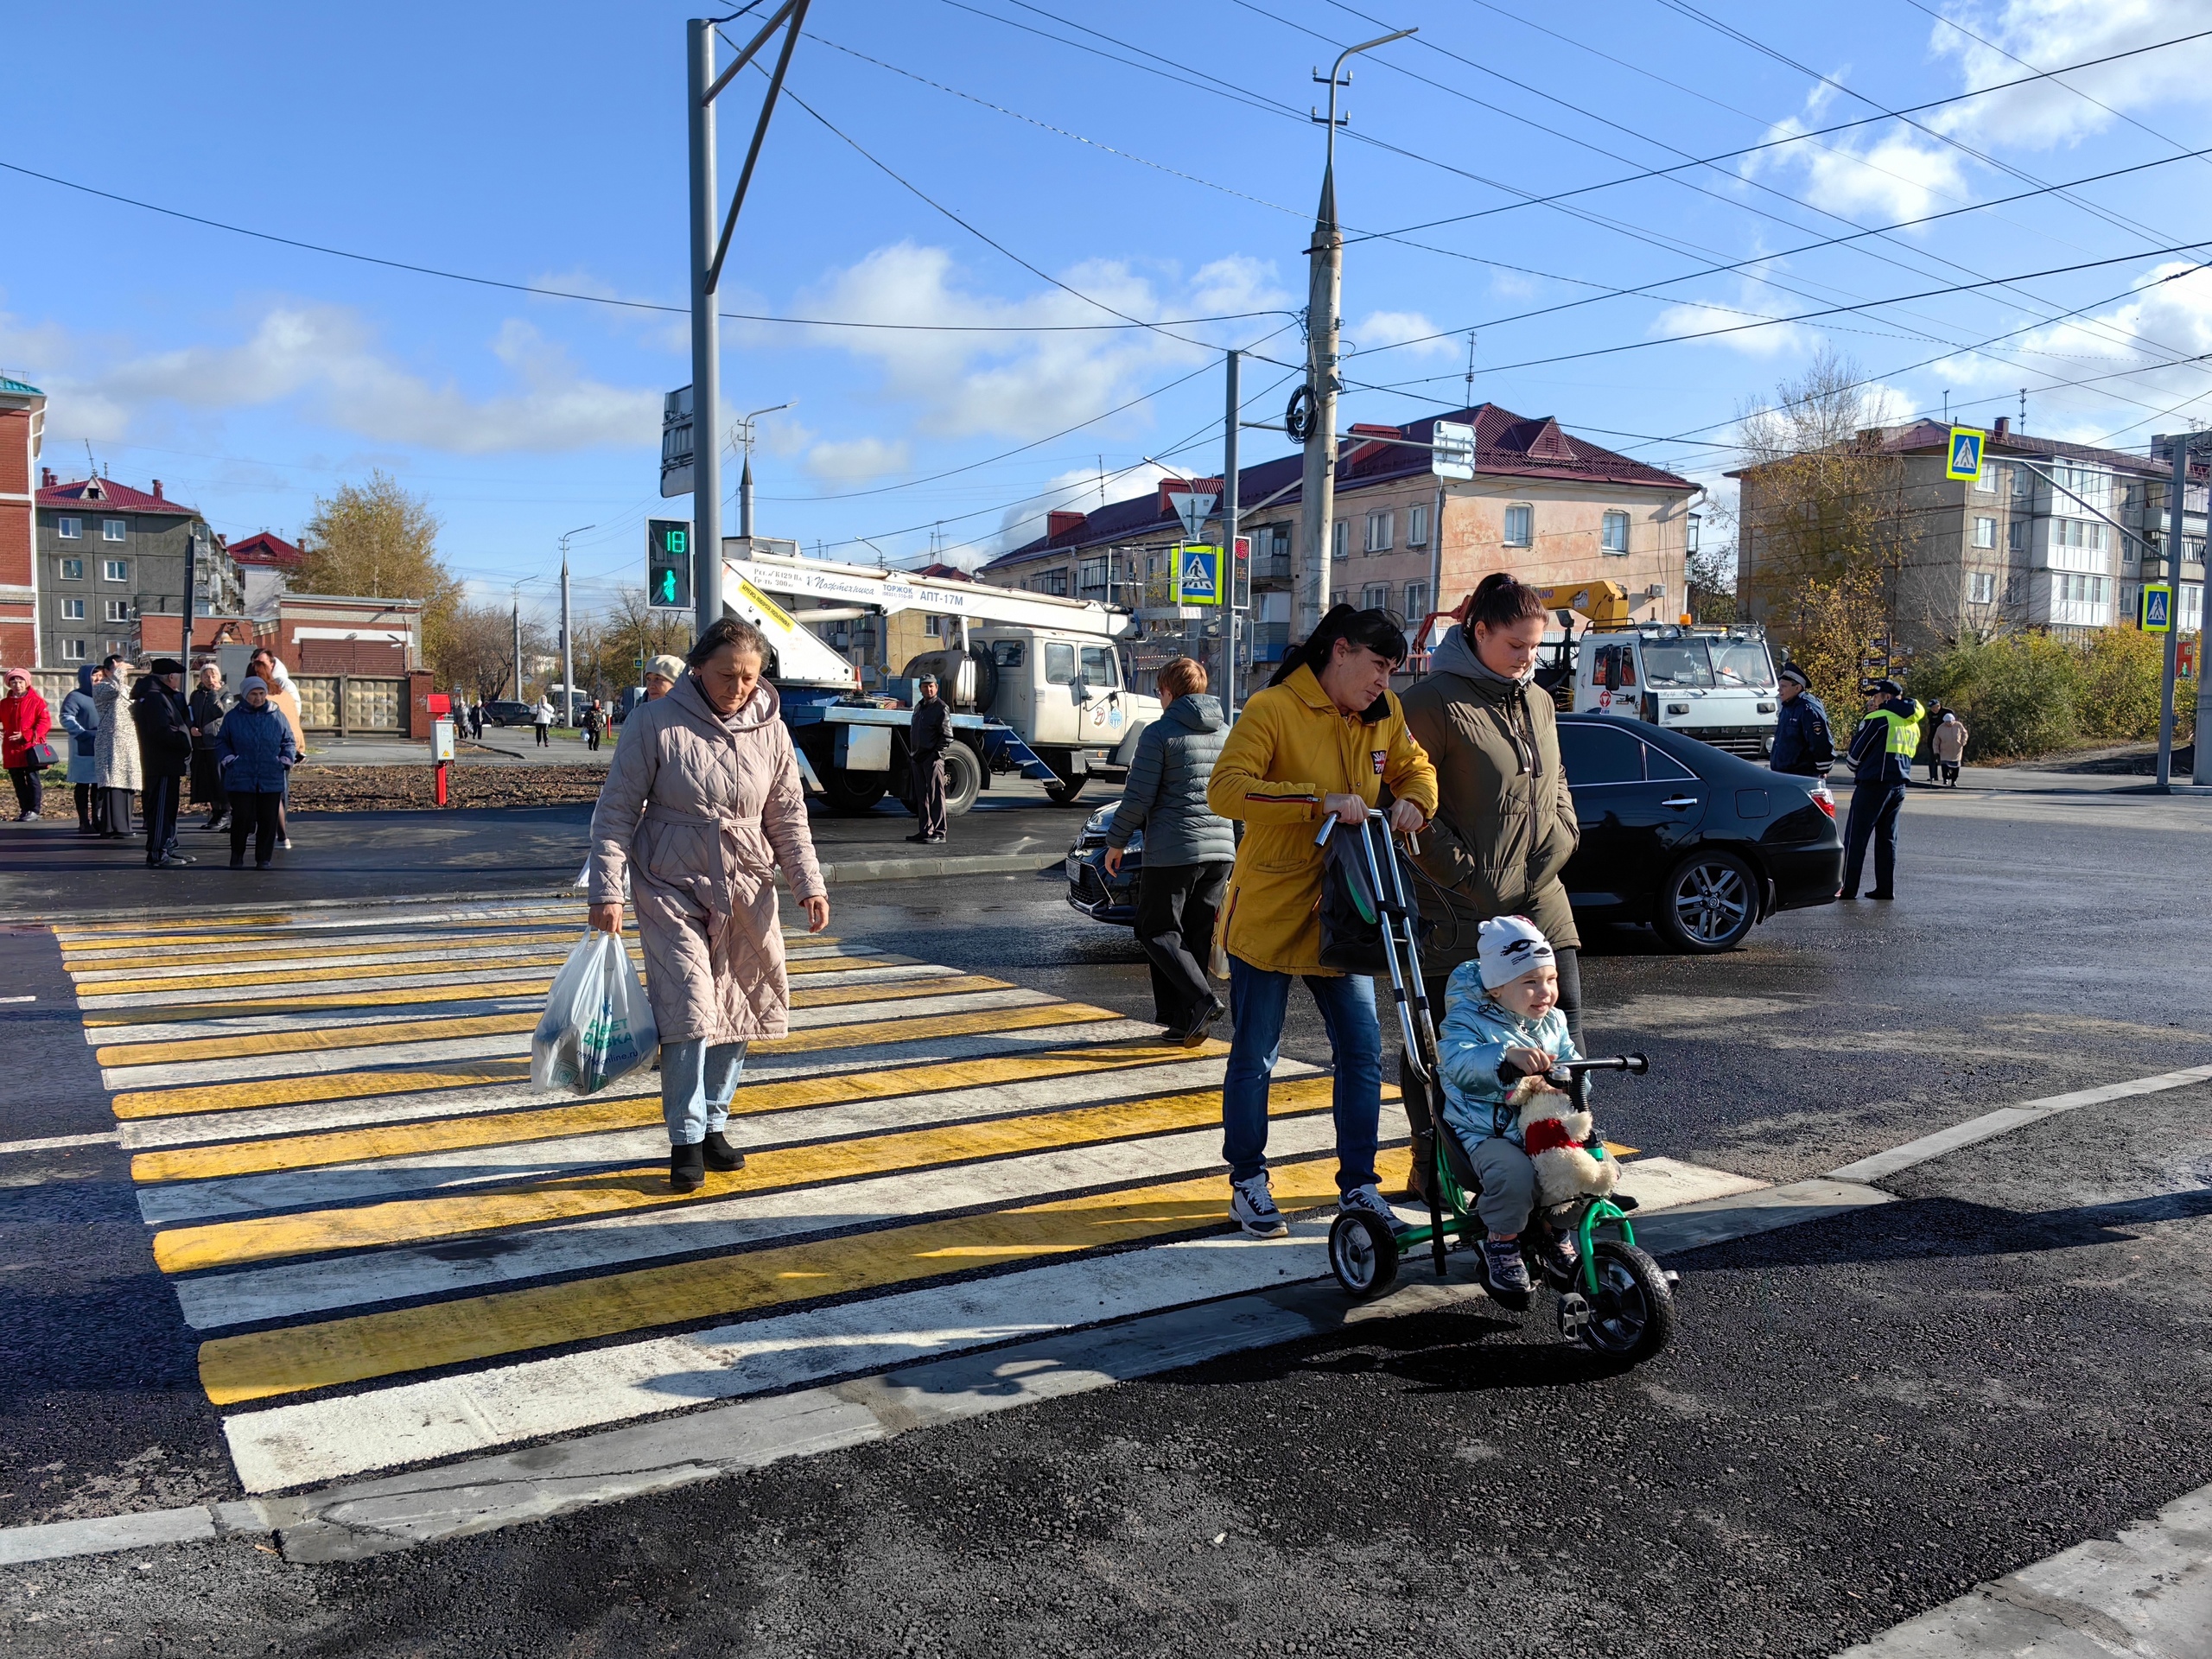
top-left (1296, 28), bottom-right (1412, 643)
top-left (2158, 434), bottom-right (2190, 790)
top-left (687, 19), bottom-right (723, 643)
top-left (1222, 348), bottom-right (1240, 717)
top-left (511, 594), bottom-right (522, 702)
top-left (557, 524), bottom-right (594, 728)
top-left (739, 453), bottom-right (753, 540)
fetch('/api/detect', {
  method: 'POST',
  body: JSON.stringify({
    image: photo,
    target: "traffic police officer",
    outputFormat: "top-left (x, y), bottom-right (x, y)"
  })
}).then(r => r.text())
top-left (1770, 663), bottom-right (1834, 778)
top-left (1840, 677), bottom-right (1924, 900)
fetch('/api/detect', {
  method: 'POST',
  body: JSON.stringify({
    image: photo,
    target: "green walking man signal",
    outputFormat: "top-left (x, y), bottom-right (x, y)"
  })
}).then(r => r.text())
top-left (648, 518), bottom-right (693, 613)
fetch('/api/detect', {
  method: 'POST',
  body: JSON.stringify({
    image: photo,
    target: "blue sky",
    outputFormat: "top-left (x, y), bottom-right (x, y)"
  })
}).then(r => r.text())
top-left (7, 0), bottom-right (2212, 628)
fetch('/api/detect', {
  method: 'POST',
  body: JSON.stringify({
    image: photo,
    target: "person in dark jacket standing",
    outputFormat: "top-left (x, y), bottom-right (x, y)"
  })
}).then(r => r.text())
top-left (188, 664), bottom-right (231, 832)
top-left (60, 665), bottom-right (100, 834)
top-left (1769, 664), bottom-right (1834, 778)
top-left (132, 658), bottom-right (194, 867)
top-left (214, 676), bottom-right (298, 868)
top-left (906, 672), bottom-right (950, 844)
top-left (1399, 574), bottom-right (1582, 1205)
top-left (1104, 658), bottom-right (1236, 1044)
top-left (1840, 677), bottom-right (1924, 901)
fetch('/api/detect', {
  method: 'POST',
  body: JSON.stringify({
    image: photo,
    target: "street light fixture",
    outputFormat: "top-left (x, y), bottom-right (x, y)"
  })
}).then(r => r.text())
top-left (735, 399), bottom-right (796, 539)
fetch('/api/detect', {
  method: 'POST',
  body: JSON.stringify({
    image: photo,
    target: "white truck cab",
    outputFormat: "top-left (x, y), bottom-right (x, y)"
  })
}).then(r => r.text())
top-left (962, 626), bottom-right (1160, 802)
top-left (1573, 625), bottom-right (1780, 760)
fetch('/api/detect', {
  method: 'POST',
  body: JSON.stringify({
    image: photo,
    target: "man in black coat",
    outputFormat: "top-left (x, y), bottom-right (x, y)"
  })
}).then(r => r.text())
top-left (906, 672), bottom-right (950, 844)
top-left (131, 658), bottom-right (195, 868)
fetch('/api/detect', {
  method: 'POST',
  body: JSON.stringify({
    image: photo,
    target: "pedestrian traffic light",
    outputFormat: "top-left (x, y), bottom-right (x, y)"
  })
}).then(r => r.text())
top-left (648, 518), bottom-right (693, 612)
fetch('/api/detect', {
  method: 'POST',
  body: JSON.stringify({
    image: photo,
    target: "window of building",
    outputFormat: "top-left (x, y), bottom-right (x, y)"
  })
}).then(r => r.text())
top-left (1363, 511), bottom-right (1393, 554)
top-left (1600, 510), bottom-right (1630, 556)
top-left (104, 599), bottom-right (130, 623)
top-left (57, 516), bottom-right (81, 539)
top-left (2004, 575), bottom-right (2021, 603)
top-left (1077, 556), bottom-right (1108, 599)
top-left (102, 519), bottom-right (126, 542)
top-left (2056, 573), bottom-right (2108, 604)
top-left (1403, 581), bottom-right (1430, 620)
top-left (1332, 519), bottom-right (1349, 560)
top-left (2011, 464), bottom-right (2030, 496)
top-left (61, 598), bottom-right (86, 620)
top-left (1407, 504), bottom-right (1429, 547)
top-left (1973, 516), bottom-right (1997, 549)
top-left (59, 557), bottom-right (82, 580)
top-left (1044, 642), bottom-right (1077, 685)
top-left (61, 639), bottom-right (87, 662)
top-left (1503, 504), bottom-right (1533, 547)
top-left (1970, 572), bottom-right (1996, 604)
top-left (1044, 569), bottom-right (1068, 596)
top-left (2091, 523), bottom-right (2107, 552)
top-left (1975, 461), bottom-right (1997, 493)
top-left (101, 558), bottom-right (127, 582)
top-left (2007, 520), bottom-right (2026, 552)
top-left (1361, 582), bottom-right (1391, 611)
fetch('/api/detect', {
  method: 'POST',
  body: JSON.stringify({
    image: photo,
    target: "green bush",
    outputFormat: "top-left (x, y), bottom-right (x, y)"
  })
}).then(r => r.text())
top-left (1907, 629), bottom-right (2197, 760)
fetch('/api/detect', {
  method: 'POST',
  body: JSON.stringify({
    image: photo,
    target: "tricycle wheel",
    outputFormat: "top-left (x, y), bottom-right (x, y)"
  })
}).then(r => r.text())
top-left (1328, 1209), bottom-right (1399, 1300)
top-left (1577, 1241), bottom-right (1675, 1363)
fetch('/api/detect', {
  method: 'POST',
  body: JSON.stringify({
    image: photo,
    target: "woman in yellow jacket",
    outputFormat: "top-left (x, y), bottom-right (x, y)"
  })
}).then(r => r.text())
top-left (1206, 605), bottom-right (1439, 1237)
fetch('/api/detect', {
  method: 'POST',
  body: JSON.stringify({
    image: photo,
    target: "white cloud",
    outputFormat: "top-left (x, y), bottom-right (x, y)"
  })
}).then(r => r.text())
top-left (1650, 278), bottom-right (1816, 357)
top-left (931, 461), bottom-right (1185, 570)
top-left (1934, 260), bottom-right (2212, 409)
top-left (1350, 311), bottom-right (1457, 361)
top-left (804, 435), bottom-right (912, 486)
top-left (3, 302), bottom-right (659, 454)
top-left (1931, 0), bottom-right (2212, 149)
top-left (781, 242), bottom-right (1293, 445)
top-left (1745, 83), bottom-right (1969, 224)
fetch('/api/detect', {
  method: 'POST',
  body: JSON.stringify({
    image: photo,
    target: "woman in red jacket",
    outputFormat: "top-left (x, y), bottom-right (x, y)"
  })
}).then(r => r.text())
top-left (1, 667), bottom-right (54, 821)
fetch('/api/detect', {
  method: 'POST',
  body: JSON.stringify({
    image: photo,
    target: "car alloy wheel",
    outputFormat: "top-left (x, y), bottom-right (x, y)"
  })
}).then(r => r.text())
top-left (1658, 849), bottom-right (1757, 951)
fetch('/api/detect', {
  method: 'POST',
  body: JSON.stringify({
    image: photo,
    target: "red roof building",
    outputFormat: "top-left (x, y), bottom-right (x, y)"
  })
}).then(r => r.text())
top-left (0, 378), bottom-right (43, 670)
top-left (228, 530), bottom-right (306, 618)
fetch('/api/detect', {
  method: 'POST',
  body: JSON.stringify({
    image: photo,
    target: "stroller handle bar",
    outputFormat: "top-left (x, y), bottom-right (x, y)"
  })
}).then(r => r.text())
top-left (1551, 1052), bottom-right (1649, 1078)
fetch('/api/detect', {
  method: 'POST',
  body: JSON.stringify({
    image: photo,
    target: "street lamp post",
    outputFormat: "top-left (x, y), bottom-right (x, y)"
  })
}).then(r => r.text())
top-left (736, 400), bottom-right (795, 541)
top-left (558, 524), bottom-right (594, 729)
top-left (1296, 27), bottom-right (1414, 640)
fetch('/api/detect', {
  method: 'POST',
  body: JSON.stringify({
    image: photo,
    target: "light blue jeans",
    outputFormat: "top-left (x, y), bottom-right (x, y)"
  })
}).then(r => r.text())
top-left (660, 1039), bottom-right (748, 1145)
top-left (1222, 958), bottom-right (1381, 1193)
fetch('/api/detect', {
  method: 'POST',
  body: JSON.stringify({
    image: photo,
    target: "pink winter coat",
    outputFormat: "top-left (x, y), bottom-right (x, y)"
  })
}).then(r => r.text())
top-left (587, 672), bottom-right (824, 1045)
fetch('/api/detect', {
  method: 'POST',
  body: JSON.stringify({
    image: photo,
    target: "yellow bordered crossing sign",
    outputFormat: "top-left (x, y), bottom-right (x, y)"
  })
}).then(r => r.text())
top-left (2142, 583), bottom-right (2173, 633)
top-left (1946, 426), bottom-right (1985, 481)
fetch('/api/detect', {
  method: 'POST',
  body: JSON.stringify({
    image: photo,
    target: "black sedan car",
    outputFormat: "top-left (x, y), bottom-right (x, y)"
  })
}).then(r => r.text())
top-left (1066, 714), bottom-right (1842, 953)
top-left (484, 700), bottom-right (535, 728)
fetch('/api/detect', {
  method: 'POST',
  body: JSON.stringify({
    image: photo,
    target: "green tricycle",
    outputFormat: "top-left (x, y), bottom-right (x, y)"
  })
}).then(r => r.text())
top-left (1320, 815), bottom-right (1679, 1365)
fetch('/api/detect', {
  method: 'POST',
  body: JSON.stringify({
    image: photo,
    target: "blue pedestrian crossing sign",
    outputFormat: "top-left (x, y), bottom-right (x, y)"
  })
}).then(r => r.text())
top-left (2142, 582), bottom-right (2173, 633)
top-left (1174, 544), bottom-right (1222, 606)
top-left (1945, 426), bottom-right (1985, 480)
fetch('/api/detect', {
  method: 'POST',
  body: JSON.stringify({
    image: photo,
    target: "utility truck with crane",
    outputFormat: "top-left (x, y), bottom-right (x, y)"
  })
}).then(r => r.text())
top-left (717, 544), bottom-right (1161, 816)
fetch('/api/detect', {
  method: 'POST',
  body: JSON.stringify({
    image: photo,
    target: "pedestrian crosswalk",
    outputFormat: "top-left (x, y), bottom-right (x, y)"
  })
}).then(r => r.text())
top-left (60, 893), bottom-right (1417, 1498)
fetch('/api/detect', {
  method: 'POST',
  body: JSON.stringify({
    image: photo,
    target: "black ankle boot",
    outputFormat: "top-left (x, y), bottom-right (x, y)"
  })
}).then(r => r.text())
top-left (702, 1130), bottom-right (744, 1173)
top-left (670, 1141), bottom-right (706, 1192)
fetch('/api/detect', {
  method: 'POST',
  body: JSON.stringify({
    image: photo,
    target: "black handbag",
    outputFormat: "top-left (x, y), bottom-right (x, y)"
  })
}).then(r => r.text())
top-left (1317, 822), bottom-right (1432, 974)
top-left (29, 741), bottom-right (57, 767)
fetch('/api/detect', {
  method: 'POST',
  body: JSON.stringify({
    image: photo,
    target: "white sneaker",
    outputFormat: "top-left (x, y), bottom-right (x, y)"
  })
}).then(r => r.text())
top-left (1230, 1173), bottom-right (1287, 1238)
top-left (1338, 1183), bottom-right (1403, 1230)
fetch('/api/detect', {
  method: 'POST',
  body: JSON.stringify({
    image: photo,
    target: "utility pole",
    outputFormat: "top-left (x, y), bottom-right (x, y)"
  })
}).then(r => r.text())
top-left (1222, 348), bottom-right (1240, 718)
top-left (511, 593), bottom-right (522, 702)
top-left (686, 6), bottom-right (809, 639)
top-left (2155, 433), bottom-right (2201, 791)
top-left (1296, 27), bottom-right (1413, 640)
top-left (556, 524), bottom-right (594, 728)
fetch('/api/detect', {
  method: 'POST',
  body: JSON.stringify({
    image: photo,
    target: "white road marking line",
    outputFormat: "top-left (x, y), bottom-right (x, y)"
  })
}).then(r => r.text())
top-left (84, 963), bottom-right (954, 1045)
top-left (0, 1129), bottom-right (119, 1157)
top-left (114, 1018), bottom-right (1166, 1149)
top-left (1827, 1062), bottom-right (2212, 1184)
top-left (0, 995), bottom-right (35, 1004)
top-left (53, 899), bottom-right (588, 943)
top-left (137, 1057), bottom-right (1298, 1224)
top-left (171, 1116), bottom-right (1344, 1332)
top-left (97, 988), bottom-right (1057, 1090)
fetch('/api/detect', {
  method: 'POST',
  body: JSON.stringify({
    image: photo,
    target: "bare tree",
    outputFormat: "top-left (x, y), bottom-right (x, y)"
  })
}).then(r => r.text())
top-left (596, 592), bottom-right (693, 690)
top-left (432, 601), bottom-right (550, 702)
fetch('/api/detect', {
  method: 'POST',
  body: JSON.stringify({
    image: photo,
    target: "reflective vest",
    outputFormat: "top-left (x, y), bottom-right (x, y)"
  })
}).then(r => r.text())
top-left (1871, 701), bottom-right (1923, 760)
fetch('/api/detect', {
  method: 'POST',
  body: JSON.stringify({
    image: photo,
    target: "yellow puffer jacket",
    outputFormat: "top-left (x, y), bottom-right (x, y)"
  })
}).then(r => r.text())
top-left (1206, 664), bottom-right (1440, 976)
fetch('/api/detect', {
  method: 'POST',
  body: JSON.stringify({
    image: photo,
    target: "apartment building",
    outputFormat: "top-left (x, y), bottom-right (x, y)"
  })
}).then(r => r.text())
top-left (0, 377), bottom-right (44, 668)
top-left (1733, 417), bottom-right (2193, 645)
top-left (34, 470), bottom-right (241, 666)
top-left (980, 402), bottom-right (1696, 688)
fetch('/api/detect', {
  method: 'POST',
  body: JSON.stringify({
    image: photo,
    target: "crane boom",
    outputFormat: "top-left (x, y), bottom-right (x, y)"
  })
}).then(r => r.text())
top-left (725, 543), bottom-right (1136, 639)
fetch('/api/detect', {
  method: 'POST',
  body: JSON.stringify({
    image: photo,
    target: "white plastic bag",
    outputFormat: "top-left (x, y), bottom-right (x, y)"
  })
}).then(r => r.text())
top-left (531, 930), bottom-right (659, 1096)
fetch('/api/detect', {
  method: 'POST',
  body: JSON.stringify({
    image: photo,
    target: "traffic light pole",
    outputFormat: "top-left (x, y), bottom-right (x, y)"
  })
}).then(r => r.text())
top-left (2158, 434), bottom-right (2189, 791)
top-left (686, 6), bottom-right (808, 643)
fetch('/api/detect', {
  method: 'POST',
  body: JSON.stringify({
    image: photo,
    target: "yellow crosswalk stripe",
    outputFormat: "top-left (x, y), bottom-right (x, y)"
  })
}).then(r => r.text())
top-left (195, 1148), bottom-right (1412, 1405)
top-left (94, 973), bottom-right (1001, 1067)
top-left (60, 915), bottom-right (594, 949)
top-left (71, 947), bottom-right (884, 998)
top-left (64, 931), bottom-right (841, 974)
top-left (152, 1077), bottom-right (1351, 1274)
top-left (130, 1042), bottom-right (1224, 1185)
top-left (108, 1001), bottom-right (1123, 1120)
top-left (82, 969), bottom-right (992, 1031)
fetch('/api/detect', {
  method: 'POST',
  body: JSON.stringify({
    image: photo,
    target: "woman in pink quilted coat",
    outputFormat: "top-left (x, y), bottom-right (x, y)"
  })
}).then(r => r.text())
top-left (587, 618), bottom-right (830, 1192)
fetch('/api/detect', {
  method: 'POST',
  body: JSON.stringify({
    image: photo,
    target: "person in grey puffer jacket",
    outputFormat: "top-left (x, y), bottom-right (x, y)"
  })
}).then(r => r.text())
top-left (1105, 658), bottom-right (1236, 1044)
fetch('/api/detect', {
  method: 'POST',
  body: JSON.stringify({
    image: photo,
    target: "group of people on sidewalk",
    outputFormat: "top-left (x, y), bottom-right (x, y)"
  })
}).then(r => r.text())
top-left (0, 648), bottom-right (304, 868)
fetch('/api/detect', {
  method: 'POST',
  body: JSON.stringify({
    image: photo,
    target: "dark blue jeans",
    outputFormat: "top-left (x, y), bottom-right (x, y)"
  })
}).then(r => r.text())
top-left (1222, 957), bottom-right (1381, 1193)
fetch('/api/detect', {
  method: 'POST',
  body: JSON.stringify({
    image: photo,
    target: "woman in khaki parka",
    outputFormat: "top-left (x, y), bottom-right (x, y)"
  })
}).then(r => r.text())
top-left (588, 618), bottom-right (830, 1192)
top-left (1206, 604), bottom-right (1439, 1239)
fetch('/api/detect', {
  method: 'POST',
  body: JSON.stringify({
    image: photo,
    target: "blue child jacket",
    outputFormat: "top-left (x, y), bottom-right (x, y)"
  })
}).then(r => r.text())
top-left (1436, 959), bottom-right (1583, 1151)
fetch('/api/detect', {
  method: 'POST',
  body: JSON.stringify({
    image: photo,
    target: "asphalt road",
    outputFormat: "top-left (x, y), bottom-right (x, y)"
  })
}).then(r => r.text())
top-left (3, 778), bottom-right (2209, 1656)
